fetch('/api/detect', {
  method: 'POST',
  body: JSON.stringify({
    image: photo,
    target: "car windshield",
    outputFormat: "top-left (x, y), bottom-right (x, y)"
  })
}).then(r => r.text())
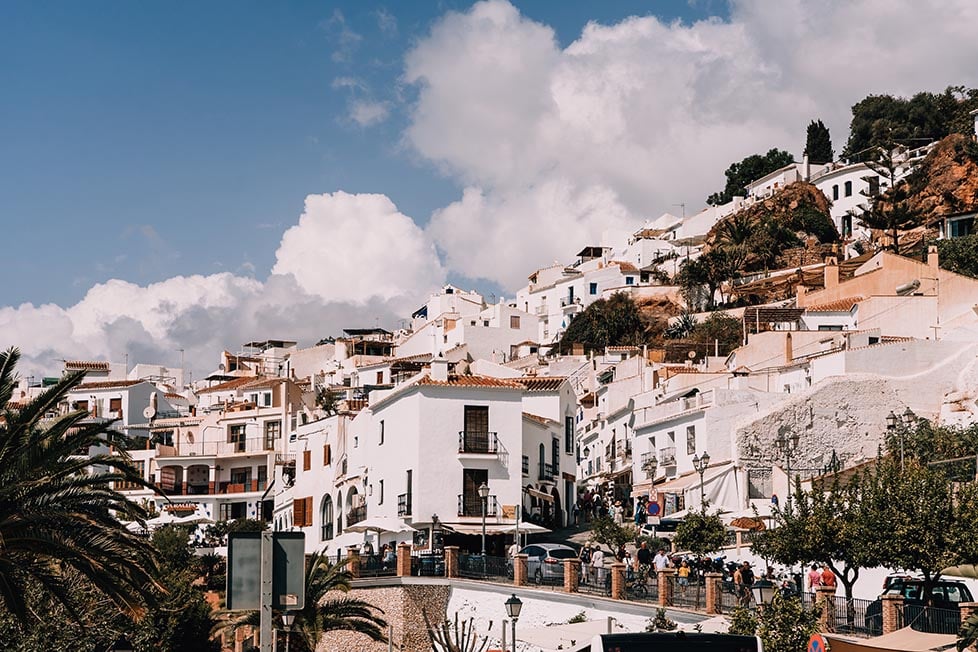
top-left (548, 549), bottom-right (578, 559)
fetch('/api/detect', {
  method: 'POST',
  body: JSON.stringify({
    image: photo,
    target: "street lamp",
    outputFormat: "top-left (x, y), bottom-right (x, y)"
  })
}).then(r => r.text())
top-left (478, 482), bottom-right (490, 556)
top-left (775, 426), bottom-right (800, 504)
top-left (887, 407), bottom-right (916, 470)
top-left (281, 612), bottom-right (296, 652)
top-left (692, 452), bottom-right (710, 510)
top-left (751, 578), bottom-right (776, 609)
top-left (504, 593), bottom-right (523, 652)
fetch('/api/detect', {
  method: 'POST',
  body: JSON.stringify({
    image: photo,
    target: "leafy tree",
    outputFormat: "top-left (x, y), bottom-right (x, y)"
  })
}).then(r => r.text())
top-left (690, 312), bottom-right (743, 357)
top-left (674, 510), bottom-right (727, 556)
top-left (316, 386), bottom-right (339, 415)
top-left (0, 347), bottom-right (159, 624)
top-left (225, 551), bottom-right (386, 652)
top-left (804, 119), bottom-right (834, 164)
top-left (707, 149), bottom-right (795, 206)
top-left (556, 292), bottom-right (647, 353)
top-left (675, 249), bottom-right (742, 311)
top-left (590, 516), bottom-right (638, 551)
top-left (731, 594), bottom-right (820, 652)
top-left (937, 234), bottom-right (978, 279)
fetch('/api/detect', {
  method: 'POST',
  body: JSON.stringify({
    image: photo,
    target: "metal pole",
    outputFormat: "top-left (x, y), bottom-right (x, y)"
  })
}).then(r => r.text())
top-left (284, 628), bottom-right (290, 652)
top-left (481, 496), bottom-right (487, 556)
top-left (511, 618), bottom-right (517, 652)
top-left (698, 469), bottom-right (705, 509)
top-left (260, 531), bottom-right (273, 652)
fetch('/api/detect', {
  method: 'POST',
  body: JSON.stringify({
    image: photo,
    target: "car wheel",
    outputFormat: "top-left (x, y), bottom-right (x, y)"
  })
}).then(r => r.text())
top-left (534, 569), bottom-right (543, 585)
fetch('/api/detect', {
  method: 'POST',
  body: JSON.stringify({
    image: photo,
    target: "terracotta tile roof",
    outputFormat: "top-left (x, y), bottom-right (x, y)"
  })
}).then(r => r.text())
top-left (522, 412), bottom-right (557, 426)
top-left (65, 360), bottom-right (110, 371)
top-left (75, 380), bottom-right (143, 390)
top-left (518, 376), bottom-right (567, 392)
top-left (164, 392), bottom-right (185, 400)
top-left (387, 353), bottom-right (433, 364)
top-left (611, 261), bottom-right (639, 273)
top-left (196, 376), bottom-right (260, 394)
top-left (806, 296), bottom-right (864, 312)
top-left (242, 377), bottom-right (286, 391)
top-left (416, 374), bottom-right (524, 389)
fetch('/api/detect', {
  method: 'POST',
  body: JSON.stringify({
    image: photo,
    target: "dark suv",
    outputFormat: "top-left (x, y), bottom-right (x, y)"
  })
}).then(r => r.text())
top-left (865, 577), bottom-right (973, 634)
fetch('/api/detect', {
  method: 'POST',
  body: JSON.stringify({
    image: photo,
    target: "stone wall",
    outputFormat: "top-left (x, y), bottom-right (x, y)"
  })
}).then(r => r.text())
top-left (317, 584), bottom-right (450, 652)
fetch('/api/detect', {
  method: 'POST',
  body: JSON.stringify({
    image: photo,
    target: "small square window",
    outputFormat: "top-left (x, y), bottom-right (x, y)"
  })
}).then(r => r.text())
top-left (589, 283), bottom-right (598, 295)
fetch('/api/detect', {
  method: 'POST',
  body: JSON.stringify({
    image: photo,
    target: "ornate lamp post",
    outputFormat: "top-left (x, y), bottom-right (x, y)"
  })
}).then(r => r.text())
top-left (504, 593), bottom-right (523, 652)
top-left (887, 407), bottom-right (916, 471)
top-left (692, 452), bottom-right (711, 510)
top-left (478, 482), bottom-right (490, 556)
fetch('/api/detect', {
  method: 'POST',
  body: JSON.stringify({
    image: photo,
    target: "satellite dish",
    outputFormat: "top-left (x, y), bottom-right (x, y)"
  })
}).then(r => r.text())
top-left (143, 405), bottom-right (157, 420)
top-left (218, 363), bottom-right (226, 372)
top-left (688, 350), bottom-right (697, 359)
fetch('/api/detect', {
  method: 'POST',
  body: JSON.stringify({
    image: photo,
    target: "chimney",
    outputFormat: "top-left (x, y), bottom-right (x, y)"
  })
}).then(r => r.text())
top-left (802, 154), bottom-right (810, 181)
top-left (785, 332), bottom-right (793, 365)
top-left (927, 245), bottom-right (939, 269)
top-left (824, 257), bottom-right (839, 288)
top-left (430, 353), bottom-right (449, 382)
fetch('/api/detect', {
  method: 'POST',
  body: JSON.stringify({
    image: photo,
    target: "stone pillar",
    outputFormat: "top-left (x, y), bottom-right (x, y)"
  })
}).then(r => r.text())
top-left (346, 547), bottom-right (360, 579)
top-left (881, 593), bottom-right (904, 635)
top-left (659, 568), bottom-right (676, 607)
top-left (610, 563), bottom-right (626, 600)
top-left (396, 543), bottom-right (412, 577)
top-left (444, 546), bottom-right (460, 579)
top-left (705, 572), bottom-right (722, 615)
top-left (816, 586), bottom-right (836, 632)
top-left (563, 558), bottom-right (581, 593)
top-left (513, 554), bottom-right (528, 586)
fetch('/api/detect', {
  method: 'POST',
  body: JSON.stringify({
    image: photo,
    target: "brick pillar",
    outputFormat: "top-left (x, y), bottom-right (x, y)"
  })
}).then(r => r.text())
top-left (961, 602), bottom-right (978, 629)
top-left (346, 547), bottom-right (360, 579)
top-left (610, 563), bottom-right (626, 600)
top-left (881, 593), bottom-right (904, 634)
top-left (816, 586), bottom-right (836, 632)
top-left (659, 568), bottom-right (676, 607)
top-left (396, 543), bottom-right (412, 577)
top-left (705, 572), bottom-right (721, 615)
top-left (513, 554), bottom-right (528, 586)
top-left (563, 558), bottom-right (581, 593)
top-left (444, 546), bottom-right (460, 579)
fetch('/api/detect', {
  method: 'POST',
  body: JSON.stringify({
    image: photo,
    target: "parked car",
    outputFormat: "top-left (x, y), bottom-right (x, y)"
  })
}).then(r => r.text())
top-left (506, 543), bottom-right (578, 584)
top-left (865, 577), bottom-right (973, 634)
top-left (639, 519), bottom-right (682, 540)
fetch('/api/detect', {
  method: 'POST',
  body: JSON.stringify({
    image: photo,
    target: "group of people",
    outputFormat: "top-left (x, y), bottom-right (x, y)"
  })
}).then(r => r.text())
top-left (807, 563), bottom-right (837, 591)
top-left (575, 490), bottom-right (632, 525)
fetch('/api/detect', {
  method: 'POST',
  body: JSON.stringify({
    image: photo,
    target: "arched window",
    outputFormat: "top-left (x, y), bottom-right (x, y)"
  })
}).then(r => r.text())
top-left (321, 495), bottom-right (334, 541)
top-left (539, 443), bottom-right (546, 478)
top-left (844, 181), bottom-right (852, 197)
top-left (832, 185), bottom-right (839, 201)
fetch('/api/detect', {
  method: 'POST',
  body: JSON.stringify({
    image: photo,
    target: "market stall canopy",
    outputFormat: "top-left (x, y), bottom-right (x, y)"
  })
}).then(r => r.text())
top-left (729, 516), bottom-right (766, 531)
top-left (343, 516), bottom-right (416, 534)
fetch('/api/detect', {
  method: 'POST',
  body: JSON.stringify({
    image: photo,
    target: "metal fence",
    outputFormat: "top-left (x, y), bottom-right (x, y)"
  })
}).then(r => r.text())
top-left (357, 554), bottom-right (396, 578)
top-left (819, 595), bottom-right (874, 635)
top-left (716, 580), bottom-right (749, 613)
top-left (578, 565), bottom-right (611, 597)
top-left (458, 554), bottom-right (510, 581)
top-left (410, 552), bottom-right (445, 577)
top-left (668, 575), bottom-right (707, 610)
top-left (904, 604), bottom-right (962, 635)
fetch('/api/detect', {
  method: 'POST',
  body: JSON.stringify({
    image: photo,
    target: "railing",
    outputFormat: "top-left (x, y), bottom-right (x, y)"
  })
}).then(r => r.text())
top-left (814, 594), bottom-right (874, 635)
top-left (457, 494), bottom-right (498, 518)
top-left (522, 456), bottom-right (529, 474)
top-left (397, 493), bottom-right (412, 517)
top-left (667, 575), bottom-right (707, 610)
top-left (535, 305), bottom-right (548, 315)
top-left (658, 447), bottom-right (676, 465)
top-left (358, 553), bottom-right (396, 578)
top-left (560, 297), bottom-right (582, 308)
top-left (538, 462), bottom-right (555, 481)
top-left (904, 604), bottom-right (962, 635)
top-left (458, 431), bottom-right (499, 454)
top-left (579, 565), bottom-right (611, 596)
top-left (157, 437), bottom-right (273, 457)
top-left (347, 505), bottom-right (366, 526)
top-left (411, 551), bottom-right (445, 577)
top-left (458, 554), bottom-right (510, 581)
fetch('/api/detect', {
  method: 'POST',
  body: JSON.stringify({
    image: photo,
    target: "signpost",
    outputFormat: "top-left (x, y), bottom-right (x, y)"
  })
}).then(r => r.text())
top-left (227, 532), bottom-right (306, 652)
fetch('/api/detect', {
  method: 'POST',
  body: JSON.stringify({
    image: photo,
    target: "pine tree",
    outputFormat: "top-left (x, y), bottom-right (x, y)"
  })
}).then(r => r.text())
top-left (804, 119), bottom-right (834, 165)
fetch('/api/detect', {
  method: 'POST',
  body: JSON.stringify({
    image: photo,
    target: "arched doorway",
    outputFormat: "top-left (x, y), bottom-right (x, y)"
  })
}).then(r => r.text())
top-left (320, 495), bottom-right (334, 541)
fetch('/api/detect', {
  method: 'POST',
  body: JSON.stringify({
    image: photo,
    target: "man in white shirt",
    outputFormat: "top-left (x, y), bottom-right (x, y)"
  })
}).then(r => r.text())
top-left (653, 548), bottom-right (671, 571)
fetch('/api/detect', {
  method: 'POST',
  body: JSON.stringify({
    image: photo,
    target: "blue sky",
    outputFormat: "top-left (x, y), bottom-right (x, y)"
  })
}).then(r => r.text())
top-left (0, 0), bottom-right (728, 307)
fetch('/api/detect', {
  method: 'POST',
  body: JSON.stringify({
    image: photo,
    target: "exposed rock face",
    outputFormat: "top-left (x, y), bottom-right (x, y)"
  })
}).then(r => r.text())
top-left (317, 584), bottom-right (450, 652)
top-left (888, 134), bottom-right (978, 222)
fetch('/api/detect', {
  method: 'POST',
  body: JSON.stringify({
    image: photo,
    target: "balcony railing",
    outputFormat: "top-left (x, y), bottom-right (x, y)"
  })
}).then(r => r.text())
top-left (659, 446), bottom-right (677, 465)
top-left (534, 305), bottom-right (548, 315)
top-left (641, 452), bottom-right (657, 471)
top-left (348, 505), bottom-right (366, 526)
top-left (457, 494), bottom-right (498, 518)
top-left (522, 455), bottom-right (529, 475)
top-left (397, 493), bottom-right (412, 517)
top-left (157, 437), bottom-right (273, 458)
top-left (458, 431), bottom-right (499, 454)
top-left (538, 462), bottom-right (556, 481)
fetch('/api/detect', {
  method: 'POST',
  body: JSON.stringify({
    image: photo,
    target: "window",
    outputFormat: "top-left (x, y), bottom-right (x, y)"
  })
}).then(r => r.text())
top-left (552, 438), bottom-right (559, 472)
top-left (844, 181), bottom-right (852, 197)
top-left (320, 496), bottom-right (334, 541)
top-left (510, 315), bottom-right (520, 329)
top-left (257, 465), bottom-right (267, 489)
top-left (379, 420), bottom-right (385, 446)
top-left (867, 176), bottom-right (880, 197)
top-left (464, 405), bottom-right (489, 434)
top-left (353, 435), bottom-right (358, 448)
top-left (378, 479), bottom-right (384, 504)
top-left (293, 496), bottom-right (312, 528)
top-left (832, 185), bottom-right (839, 201)
top-left (264, 420), bottom-right (280, 450)
top-left (376, 371), bottom-right (384, 384)
top-left (303, 449), bottom-right (311, 471)
top-left (109, 397), bottom-right (122, 414)
top-left (323, 443), bottom-right (331, 465)
top-left (564, 416), bottom-right (574, 453)
top-left (230, 467), bottom-right (251, 486)
top-left (75, 400), bottom-right (89, 412)
top-left (686, 425), bottom-right (696, 456)
top-left (229, 424), bottom-right (246, 452)
top-left (818, 325), bottom-right (844, 331)
top-left (625, 277), bottom-right (634, 285)
top-left (589, 282), bottom-right (598, 295)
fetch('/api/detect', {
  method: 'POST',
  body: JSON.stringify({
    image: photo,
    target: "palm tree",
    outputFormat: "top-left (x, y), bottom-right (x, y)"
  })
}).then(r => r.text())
top-left (224, 551), bottom-right (386, 651)
top-left (0, 347), bottom-right (159, 623)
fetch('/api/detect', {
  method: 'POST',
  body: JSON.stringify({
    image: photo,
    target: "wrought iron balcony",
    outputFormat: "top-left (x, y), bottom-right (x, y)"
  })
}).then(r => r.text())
top-left (457, 493), bottom-right (498, 518)
top-left (397, 493), bottom-right (412, 517)
top-left (347, 505), bottom-right (366, 526)
top-left (658, 446), bottom-right (677, 465)
top-left (538, 462), bottom-right (556, 481)
top-left (458, 431), bottom-right (499, 454)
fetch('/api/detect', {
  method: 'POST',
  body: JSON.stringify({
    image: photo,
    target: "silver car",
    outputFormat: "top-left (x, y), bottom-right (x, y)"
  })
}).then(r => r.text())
top-left (517, 543), bottom-right (578, 584)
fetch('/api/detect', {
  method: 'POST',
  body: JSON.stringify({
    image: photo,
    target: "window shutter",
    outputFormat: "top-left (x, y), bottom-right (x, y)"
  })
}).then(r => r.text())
top-left (305, 496), bottom-right (314, 527)
top-left (293, 497), bottom-right (306, 527)
top-left (323, 444), bottom-right (331, 466)
top-left (303, 450), bottom-right (311, 471)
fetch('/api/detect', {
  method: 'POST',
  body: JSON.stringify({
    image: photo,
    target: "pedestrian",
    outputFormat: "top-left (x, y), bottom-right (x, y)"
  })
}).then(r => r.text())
top-left (509, 540), bottom-right (520, 558)
top-left (652, 547), bottom-right (671, 572)
top-left (808, 563), bottom-right (822, 593)
top-left (572, 501), bottom-right (580, 526)
top-left (579, 543), bottom-right (593, 584)
top-left (678, 559), bottom-right (690, 593)
top-left (821, 564), bottom-right (837, 590)
top-left (634, 499), bottom-right (645, 527)
top-left (616, 543), bottom-right (628, 563)
top-left (592, 545), bottom-right (605, 582)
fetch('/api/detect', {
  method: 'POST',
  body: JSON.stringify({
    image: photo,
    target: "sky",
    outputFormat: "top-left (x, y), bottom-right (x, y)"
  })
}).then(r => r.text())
top-left (2, 0), bottom-right (977, 378)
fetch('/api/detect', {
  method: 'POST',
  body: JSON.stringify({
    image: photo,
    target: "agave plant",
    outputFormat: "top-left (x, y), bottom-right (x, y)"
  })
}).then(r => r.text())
top-left (0, 347), bottom-right (159, 623)
top-left (665, 313), bottom-right (698, 340)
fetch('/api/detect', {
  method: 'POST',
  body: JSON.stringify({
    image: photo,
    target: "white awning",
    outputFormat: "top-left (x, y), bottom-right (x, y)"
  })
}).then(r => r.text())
top-left (525, 488), bottom-right (554, 503)
top-left (446, 523), bottom-right (518, 535)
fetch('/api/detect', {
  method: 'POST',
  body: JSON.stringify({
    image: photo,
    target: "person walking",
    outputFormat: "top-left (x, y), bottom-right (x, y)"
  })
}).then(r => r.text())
top-left (821, 564), bottom-right (837, 591)
top-left (634, 499), bottom-right (646, 527)
top-left (579, 543), bottom-right (593, 584)
top-left (808, 563), bottom-right (822, 593)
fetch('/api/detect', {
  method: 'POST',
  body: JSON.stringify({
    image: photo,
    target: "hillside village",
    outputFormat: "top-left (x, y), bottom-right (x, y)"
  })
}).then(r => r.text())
top-left (12, 110), bottom-right (978, 578)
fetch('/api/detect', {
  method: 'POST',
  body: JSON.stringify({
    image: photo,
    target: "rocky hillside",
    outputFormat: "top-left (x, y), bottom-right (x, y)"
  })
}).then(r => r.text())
top-left (890, 134), bottom-right (978, 223)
